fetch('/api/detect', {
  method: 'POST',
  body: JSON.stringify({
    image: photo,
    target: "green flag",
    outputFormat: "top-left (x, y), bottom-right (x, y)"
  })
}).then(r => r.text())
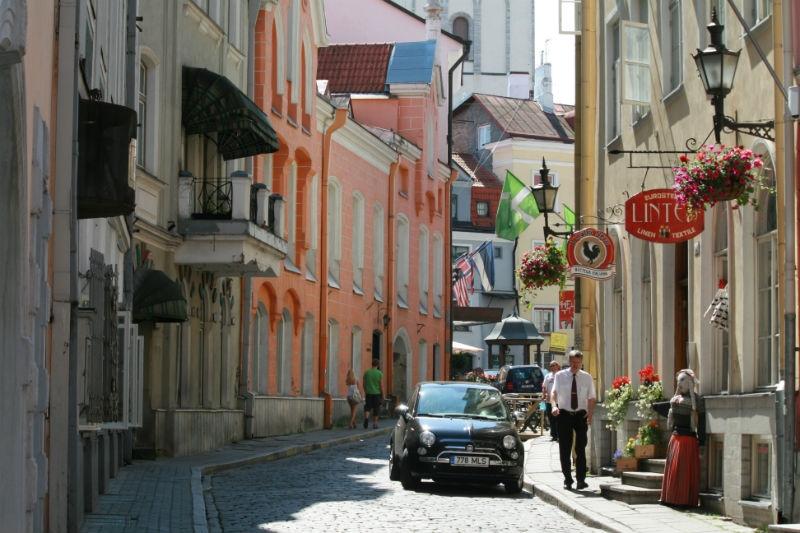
top-left (561, 204), bottom-right (577, 251)
top-left (495, 170), bottom-right (540, 240)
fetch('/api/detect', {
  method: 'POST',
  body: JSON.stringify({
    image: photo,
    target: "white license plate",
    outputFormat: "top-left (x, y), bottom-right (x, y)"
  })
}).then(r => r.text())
top-left (450, 455), bottom-right (490, 467)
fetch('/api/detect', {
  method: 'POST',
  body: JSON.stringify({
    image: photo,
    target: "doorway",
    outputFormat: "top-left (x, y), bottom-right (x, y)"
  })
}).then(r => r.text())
top-left (674, 242), bottom-right (689, 373)
top-left (392, 335), bottom-right (409, 403)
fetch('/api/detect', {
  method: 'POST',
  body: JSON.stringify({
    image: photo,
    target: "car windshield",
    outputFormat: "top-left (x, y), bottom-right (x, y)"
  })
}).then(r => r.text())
top-left (510, 367), bottom-right (542, 383)
top-left (415, 385), bottom-right (509, 420)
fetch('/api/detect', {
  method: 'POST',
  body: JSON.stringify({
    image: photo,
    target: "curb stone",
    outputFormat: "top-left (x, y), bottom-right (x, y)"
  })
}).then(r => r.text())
top-left (523, 478), bottom-right (633, 533)
top-left (192, 428), bottom-right (392, 533)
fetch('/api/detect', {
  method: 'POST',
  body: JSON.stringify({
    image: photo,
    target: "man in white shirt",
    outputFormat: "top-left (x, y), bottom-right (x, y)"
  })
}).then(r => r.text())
top-left (551, 350), bottom-right (596, 490)
top-left (541, 360), bottom-right (561, 441)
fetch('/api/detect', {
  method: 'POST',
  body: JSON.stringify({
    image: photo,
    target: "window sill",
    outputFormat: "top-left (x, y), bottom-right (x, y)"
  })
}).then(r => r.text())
top-left (419, 304), bottom-right (428, 316)
top-left (632, 109), bottom-right (651, 128)
top-left (397, 297), bottom-right (409, 310)
top-left (374, 292), bottom-right (384, 303)
top-left (302, 125), bottom-right (311, 136)
top-left (742, 16), bottom-right (772, 38)
top-left (605, 134), bottom-right (622, 151)
top-left (353, 285), bottom-right (364, 296)
top-left (271, 106), bottom-right (283, 118)
top-left (284, 260), bottom-right (302, 274)
top-left (305, 269), bottom-right (317, 282)
top-left (328, 275), bottom-right (340, 289)
top-left (661, 83), bottom-right (685, 105)
top-left (399, 191), bottom-right (409, 199)
top-left (738, 498), bottom-right (772, 509)
top-left (287, 116), bottom-right (298, 129)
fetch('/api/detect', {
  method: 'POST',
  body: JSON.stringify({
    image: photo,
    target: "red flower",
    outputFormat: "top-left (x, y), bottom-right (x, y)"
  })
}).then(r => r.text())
top-left (638, 364), bottom-right (660, 384)
top-left (612, 375), bottom-right (631, 390)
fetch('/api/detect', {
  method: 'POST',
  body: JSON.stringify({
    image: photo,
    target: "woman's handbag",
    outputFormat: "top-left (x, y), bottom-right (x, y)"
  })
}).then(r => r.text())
top-left (348, 384), bottom-right (363, 403)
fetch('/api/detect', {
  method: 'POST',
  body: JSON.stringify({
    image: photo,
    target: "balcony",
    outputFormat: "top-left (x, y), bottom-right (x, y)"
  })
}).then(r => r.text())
top-left (174, 170), bottom-right (287, 276)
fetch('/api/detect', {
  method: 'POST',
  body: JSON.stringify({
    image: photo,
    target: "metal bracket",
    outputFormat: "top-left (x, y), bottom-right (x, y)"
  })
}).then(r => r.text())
top-left (607, 134), bottom-right (709, 170)
top-left (722, 116), bottom-right (775, 142)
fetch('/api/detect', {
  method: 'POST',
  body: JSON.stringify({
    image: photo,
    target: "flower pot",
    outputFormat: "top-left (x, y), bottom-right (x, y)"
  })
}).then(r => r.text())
top-left (709, 180), bottom-right (746, 203)
top-left (615, 457), bottom-right (638, 473)
top-left (634, 444), bottom-right (657, 459)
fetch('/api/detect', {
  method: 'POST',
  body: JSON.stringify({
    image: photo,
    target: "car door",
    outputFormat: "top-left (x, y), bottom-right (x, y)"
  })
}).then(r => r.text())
top-left (393, 384), bottom-right (418, 452)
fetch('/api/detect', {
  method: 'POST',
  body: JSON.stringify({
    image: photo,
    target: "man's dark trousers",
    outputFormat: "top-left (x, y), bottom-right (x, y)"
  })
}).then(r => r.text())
top-left (556, 410), bottom-right (588, 483)
top-left (545, 403), bottom-right (558, 439)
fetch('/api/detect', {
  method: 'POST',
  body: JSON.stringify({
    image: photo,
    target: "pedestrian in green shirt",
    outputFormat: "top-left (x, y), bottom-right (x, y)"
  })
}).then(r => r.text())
top-left (363, 358), bottom-right (384, 429)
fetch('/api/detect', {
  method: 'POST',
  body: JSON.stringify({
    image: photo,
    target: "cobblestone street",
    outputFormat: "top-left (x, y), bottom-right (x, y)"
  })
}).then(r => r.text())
top-left (207, 436), bottom-right (598, 533)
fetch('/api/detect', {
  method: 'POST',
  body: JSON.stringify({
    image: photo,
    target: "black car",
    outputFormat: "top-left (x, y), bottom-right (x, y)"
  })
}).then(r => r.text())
top-left (389, 382), bottom-right (525, 493)
top-left (495, 364), bottom-right (544, 394)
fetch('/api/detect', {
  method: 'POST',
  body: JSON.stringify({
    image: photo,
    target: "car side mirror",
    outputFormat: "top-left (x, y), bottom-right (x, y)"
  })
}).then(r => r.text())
top-left (394, 404), bottom-right (409, 419)
top-left (512, 411), bottom-right (525, 422)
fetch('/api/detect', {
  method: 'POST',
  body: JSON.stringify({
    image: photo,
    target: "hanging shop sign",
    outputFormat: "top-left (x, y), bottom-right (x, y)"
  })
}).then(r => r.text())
top-left (566, 228), bottom-right (615, 280)
top-left (549, 332), bottom-right (569, 354)
top-left (559, 290), bottom-right (575, 330)
top-left (624, 188), bottom-right (705, 243)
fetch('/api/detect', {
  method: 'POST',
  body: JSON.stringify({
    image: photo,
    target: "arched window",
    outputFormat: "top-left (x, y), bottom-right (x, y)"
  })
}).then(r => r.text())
top-left (306, 173), bottom-right (318, 277)
top-left (287, 0), bottom-right (300, 103)
top-left (755, 148), bottom-right (778, 387)
top-left (327, 319), bottom-right (340, 395)
top-left (351, 326), bottom-right (362, 377)
top-left (327, 178), bottom-right (342, 285)
top-left (254, 303), bottom-right (269, 394)
top-left (418, 340), bottom-right (428, 383)
top-left (302, 33), bottom-right (314, 130)
top-left (714, 204), bottom-right (730, 391)
top-left (612, 233), bottom-right (626, 378)
top-left (271, 13), bottom-right (285, 112)
top-left (301, 314), bottom-right (314, 396)
top-left (452, 16), bottom-right (469, 42)
top-left (373, 203), bottom-right (385, 299)
top-left (418, 226), bottom-right (429, 312)
top-left (641, 242), bottom-right (653, 366)
top-left (396, 214), bottom-right (410, 306)
top-left (277, 309), bottom-right (293, 395)
top-left (433, 233), bottom-right (443, 316)
top-left (352, 192), bottom-right (365, 291)
top-left (286, 162), bottom-right (298, 266)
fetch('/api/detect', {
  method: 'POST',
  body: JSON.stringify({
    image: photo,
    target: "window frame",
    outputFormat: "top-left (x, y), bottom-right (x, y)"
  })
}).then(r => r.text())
top-left (327, 320), bottom-right (340, 396)
top-left (477, 124), bottom-right (491, 149)
top-left (661, 0), bottom-right (683, 96)
top-left (327, 178), bottom-right (343, 286)
top-left (751, 436), bottom-right (771, 499)
top-left (352, 192), bottom-right (366, 292)
top-left (606, 17), bottom-right (621, 142)
top-left (373, 203), bottom-right (385, 300)
top-left (351, 326), bottom-right (362, 378)
top-left (713, 205), bottom-right (730, 393)
top-left (476, 201), bottom-right (489, 217)
top-left (396, 214), bottom-right (410, 307)
top-left (433, 233), bottom-right (443, 316)
top-left (620, 20), bottom-right (651, 107)
top-left (418, 226), bottom-right (429, 314)
top-left (707, 435), bottom-right (725, 493)
top-left (532, 305), bottom-right (557, 334)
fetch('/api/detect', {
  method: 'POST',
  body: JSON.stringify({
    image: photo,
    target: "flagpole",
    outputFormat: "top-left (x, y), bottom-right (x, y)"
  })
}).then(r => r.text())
top-left (512, 237), bottom-right (519, 316)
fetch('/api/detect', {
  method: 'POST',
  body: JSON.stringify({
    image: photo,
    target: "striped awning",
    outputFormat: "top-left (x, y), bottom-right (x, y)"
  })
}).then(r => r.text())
top-left (182, 66), bottom-right (279, 160)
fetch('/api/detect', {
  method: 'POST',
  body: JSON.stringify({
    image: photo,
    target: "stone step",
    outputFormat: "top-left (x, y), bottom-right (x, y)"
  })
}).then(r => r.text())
top-left (621, 471), bottom-right (663, 489)
top-left (600, 466), bottom-right (619, 478)
top-left (640, 458), bottom-right (666, 474)
top-left (600, 482), bottom-right (662, 505)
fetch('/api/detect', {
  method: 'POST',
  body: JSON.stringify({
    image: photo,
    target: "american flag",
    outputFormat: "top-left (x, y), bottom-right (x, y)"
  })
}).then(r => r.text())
top-left (452, 256), bottom-right (474, 307)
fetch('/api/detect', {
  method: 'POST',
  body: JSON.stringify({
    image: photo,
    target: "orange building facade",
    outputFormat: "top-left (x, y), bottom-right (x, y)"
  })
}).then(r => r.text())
top-left (245, 0), bottom-right (452, 434)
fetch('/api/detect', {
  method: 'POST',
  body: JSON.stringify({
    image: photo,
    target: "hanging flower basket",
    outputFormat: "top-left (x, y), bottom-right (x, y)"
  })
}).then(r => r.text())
top-left (672, 144), bottom-right (766, 212)
top-left (517, 240), bottom-right (567, 295)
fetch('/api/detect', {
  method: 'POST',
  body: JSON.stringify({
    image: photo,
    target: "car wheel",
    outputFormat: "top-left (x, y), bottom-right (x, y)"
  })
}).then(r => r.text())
top-left (399, 452), bottom-right (420, 490)
top-left (389, 443), bottom-right (401, 481)
top-left (504, 473), bottom-right (524, 494)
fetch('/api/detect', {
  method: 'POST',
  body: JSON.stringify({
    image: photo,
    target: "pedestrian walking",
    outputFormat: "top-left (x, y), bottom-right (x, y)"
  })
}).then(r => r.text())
top-left (550, 350), bottom-right (596, 491)
top-left (542, 360), bottom-right (561, 441)
top-left (346, 369), bottom-right (363, 429)
top-left (363, 358), bottom-right (384, 429)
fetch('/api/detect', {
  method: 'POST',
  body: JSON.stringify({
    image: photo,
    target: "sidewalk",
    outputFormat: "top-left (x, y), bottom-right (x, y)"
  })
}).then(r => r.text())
top-left (523, 437), bottom-right (754, 533)
top-left (81, 427), bottom-right (390, 533)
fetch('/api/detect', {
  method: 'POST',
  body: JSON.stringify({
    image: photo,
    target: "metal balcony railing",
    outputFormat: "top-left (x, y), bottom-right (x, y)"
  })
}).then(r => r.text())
top-left (192, 178), bottom-right (233, 219)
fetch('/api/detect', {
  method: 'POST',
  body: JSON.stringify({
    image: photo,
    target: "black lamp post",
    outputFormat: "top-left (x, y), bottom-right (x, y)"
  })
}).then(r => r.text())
top-left (531, 158), bottom-right (572, 239)
top-left (693, 8), bottom-right (774, 142)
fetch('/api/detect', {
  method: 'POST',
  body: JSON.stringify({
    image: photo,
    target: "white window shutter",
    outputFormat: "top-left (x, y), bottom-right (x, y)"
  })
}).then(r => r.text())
top-left (559, 0), bottom-right (582, 35)
top-left (621, 21), bottom-right (651, 105)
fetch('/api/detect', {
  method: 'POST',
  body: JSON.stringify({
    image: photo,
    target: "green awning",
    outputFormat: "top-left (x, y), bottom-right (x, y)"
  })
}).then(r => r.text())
top-left (133, 269), bottom-right (188, 323)
top-left (182, 66), bottom-right (279, 160)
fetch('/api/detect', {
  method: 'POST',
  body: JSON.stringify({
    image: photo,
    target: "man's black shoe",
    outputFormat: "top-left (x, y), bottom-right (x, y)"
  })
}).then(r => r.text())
top-left (551, 437), bottom-right (558, 441)
top-left (363, 419), bottom-right (369, 429)
top-left (576, 481), bottom-right (589, 490)
top-left (563, 481), bottom-right (573, 490)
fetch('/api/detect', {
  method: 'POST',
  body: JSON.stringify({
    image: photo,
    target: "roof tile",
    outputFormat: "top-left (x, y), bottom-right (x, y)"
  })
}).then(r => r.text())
top-left (317, 44), bottom-right (393, 94)
top-left (471, 93), bottom-right (575, 143)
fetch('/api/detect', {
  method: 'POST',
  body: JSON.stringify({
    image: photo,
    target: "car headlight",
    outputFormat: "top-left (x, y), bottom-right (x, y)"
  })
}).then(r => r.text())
top-left (419, 430), bottom-right (436, 447)
top-left (503, 435), bottom-right (517, 450)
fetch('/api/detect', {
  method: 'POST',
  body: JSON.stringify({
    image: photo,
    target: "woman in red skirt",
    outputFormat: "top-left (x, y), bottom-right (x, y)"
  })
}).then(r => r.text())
top-left (660, 369), bottom-right (702, 507)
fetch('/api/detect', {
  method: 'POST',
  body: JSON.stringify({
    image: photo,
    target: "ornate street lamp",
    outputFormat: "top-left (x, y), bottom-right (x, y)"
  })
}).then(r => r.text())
top-left (692, 8), bottom-right (774, 142)
top-left (531, 158), bottom-right (572, 239)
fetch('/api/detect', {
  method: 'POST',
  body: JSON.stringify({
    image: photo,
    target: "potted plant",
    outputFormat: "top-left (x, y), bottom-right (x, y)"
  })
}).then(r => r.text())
top-left (613, 440), bottom-right (638, 473)
top-left (634, 364), bottom-right (664, 420)
top-left (518, 240), bottom-right (567, 298)
top-left (604, 375), bottom-right (633, 431)
top-left (672, 144), bottom-right (767, 213)
top-left (633, 420), bottom-right (663, 459)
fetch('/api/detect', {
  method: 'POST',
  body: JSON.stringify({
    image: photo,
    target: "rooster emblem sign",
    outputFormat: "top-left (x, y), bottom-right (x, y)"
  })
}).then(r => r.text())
top-left (566, 228), bottom-right (615, 280)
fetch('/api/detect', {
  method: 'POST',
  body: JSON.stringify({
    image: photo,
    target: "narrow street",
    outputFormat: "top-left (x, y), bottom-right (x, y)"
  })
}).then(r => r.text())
top-left (206, 437), bottom-right (597, 533)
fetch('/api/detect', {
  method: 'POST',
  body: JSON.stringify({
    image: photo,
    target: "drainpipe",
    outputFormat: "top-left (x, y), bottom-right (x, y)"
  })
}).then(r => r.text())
top-left (385, 160), bottom-right (399, 396)
top-left (319, 106), bottom-right (347, 428)
top-left (780, 0), bottom-right (797, 519)
top-left (446, 40), bottom-right (471, 381)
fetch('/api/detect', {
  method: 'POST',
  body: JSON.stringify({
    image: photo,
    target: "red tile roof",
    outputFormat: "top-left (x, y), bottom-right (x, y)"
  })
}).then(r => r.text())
top-left (453, 153), bottom-right (502, 188)
top-left (469, 93), bottom-right (575, 143)
top-left (317, 44), bottom-right (393, 94)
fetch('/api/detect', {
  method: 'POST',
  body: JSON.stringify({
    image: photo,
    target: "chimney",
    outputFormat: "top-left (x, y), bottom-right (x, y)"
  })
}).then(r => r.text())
top-left (424, 0), bottom-right (443, 43)
top-left (534, 63), bottom-right (554, 113)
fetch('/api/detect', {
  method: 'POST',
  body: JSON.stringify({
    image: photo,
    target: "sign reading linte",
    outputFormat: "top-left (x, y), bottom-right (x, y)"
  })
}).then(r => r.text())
top-left (624, 189), bottom-right (705, 244)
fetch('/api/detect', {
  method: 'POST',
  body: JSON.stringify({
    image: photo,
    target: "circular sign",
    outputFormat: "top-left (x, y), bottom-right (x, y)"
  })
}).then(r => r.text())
top-left (566, 228), bottom-right (615, 280)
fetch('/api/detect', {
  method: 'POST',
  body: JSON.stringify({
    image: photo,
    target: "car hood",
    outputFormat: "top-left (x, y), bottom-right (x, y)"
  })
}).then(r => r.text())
top-left (414, 416), bottom-right (515, 439)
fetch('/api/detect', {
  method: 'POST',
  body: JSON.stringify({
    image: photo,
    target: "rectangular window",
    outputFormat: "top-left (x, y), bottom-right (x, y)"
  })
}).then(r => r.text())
top-left (494, 246), bottom-right (502, 259)
top-left (452, 245), bottom-right (469, 261)
top-left (742, 0), bottom-right (772, 28)
top-left (532, 170), bottom-right (559, 187)
top-left (606, 19), bottom-right (620, 140)
top-left (451, 194), bottom-right (458, 220)
top-left (433, 235), bottom-right (443, 316)
top-left (621, 21), bottom-right (650, 106)
top-left (477, 124), bottom-right (491, 149)
top-left (137, 62), bottom-right (147, 168)
top-left (751, 437), bottom-right (771, 499)
top-left (662, 0), bottom-right (683, 94)
top-left (558, 0), bottom-right (582, 35)
top-left (756, 235), bottom-right (778, 386)
top-left (228, 0), bottom-right (242, 49)
top-left (373, 205), bottom-right (385, 299)
top-left (532, 306), bottom-right (556, 334)
top-left (418, 228), bottom-right (429, 313)
top-left (476, 201), bottom-right (489, 217)
top-left (708, 436), bottom-right (724, 492)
